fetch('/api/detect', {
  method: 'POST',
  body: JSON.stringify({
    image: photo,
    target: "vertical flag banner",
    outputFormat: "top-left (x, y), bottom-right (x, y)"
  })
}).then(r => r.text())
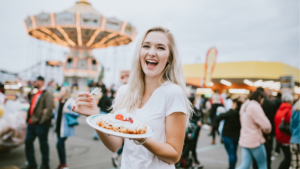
top-left (204, 47), bottom-right (217, 87)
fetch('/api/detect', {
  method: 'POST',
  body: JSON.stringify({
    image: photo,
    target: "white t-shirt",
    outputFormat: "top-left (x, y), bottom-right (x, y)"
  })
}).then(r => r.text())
top-left (116, 82), bottom-right (187, 169)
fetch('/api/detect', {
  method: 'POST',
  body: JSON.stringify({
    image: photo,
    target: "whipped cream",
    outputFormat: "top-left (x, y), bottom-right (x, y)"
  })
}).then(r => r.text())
top-left (101, 109), bottom-right (144, 130)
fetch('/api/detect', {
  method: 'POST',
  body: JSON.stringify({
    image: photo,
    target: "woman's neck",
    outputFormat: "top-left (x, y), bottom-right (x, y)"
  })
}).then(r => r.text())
top-left (144, 75), bottom-right (163, 95)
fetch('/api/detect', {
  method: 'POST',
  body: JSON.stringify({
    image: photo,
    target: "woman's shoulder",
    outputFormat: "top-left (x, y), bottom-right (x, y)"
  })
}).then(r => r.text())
top-left (160, 82), bottom-right (185, 98)
top-left (161, 81), bottom-right (182, 93)
top-left (116, 84), bottom-right (128, 95)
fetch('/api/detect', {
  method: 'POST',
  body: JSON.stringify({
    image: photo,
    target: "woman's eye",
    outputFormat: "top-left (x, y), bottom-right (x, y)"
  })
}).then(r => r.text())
top-left (143, 45), bottom-right (150, 48)
top-left (158, 47), bottom-right (165, 50)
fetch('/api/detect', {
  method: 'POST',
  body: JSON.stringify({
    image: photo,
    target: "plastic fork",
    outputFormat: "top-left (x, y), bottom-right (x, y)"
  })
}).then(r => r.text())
top-left (89, 87), bottom-right (101, 96)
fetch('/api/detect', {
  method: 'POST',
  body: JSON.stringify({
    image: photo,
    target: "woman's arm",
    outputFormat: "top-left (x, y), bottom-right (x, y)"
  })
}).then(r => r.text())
top-left (216, 110), bottom-right (231, 124)
top-left (95, 130), bottom-right (123, 152)
top-left (72, 92), bottom-right (123, 152)
top-left (141, 112), bottom-right (186, 164)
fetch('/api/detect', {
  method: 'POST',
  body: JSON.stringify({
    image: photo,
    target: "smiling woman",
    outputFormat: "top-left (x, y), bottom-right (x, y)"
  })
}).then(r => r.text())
top-left (140, 32), bottom-right (170, 76)
top-left (72, 26), bottom-right (193, 169)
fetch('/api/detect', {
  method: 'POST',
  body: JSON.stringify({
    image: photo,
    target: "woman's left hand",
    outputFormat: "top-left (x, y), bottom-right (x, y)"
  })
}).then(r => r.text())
top-left (130, 138), bottom-right (146, 143)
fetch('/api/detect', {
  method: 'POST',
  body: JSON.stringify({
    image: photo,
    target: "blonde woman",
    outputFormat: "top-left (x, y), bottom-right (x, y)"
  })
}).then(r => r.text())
top-left (53, 86), bottom-right (80, 169)
top-left (72, 27), bottom-right (192, 169)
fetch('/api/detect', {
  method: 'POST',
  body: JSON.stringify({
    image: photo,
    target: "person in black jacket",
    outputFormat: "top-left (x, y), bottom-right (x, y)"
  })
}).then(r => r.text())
top-left (93, 88), bottom-right (112, 140)
top-left (176, 97), bottom-right (203, 169)
top-left (209, 92), bottom-right (224, 144)
top-left (189, 97), bottom-right (203, 168)
top-left (216, 99), bottom-right (242, 169)
top-left (97, 88), bottom-right (112, 113)
top-left (272, 92), bottom-right (282, 155)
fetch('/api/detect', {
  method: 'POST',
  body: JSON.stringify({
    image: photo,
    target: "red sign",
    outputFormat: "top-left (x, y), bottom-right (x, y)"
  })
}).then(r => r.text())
top-left (204, 47), bottom-right (217, 87)
top-left (119, 70), bottom-right (130, 83)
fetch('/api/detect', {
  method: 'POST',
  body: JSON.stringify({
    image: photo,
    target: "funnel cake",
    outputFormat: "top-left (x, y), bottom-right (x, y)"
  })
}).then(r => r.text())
top-left (96, 109), bottom-right (147, 134)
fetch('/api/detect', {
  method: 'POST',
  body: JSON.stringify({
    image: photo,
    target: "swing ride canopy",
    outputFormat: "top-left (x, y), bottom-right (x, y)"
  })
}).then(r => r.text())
top-left (23, 0), bottom-right (136, 49)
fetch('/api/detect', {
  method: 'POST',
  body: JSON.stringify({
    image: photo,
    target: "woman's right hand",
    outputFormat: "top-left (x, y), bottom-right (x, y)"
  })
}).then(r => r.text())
top-left (72, 91), bottom-right (99, 116)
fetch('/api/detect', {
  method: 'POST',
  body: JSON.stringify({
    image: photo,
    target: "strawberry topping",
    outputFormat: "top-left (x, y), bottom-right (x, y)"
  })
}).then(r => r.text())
top-left (127, 117), bottom-right (133, 123)
top-left (115, 114), bottom-right (133, 123)
top-left (115, 114), bottom-right (124, 121)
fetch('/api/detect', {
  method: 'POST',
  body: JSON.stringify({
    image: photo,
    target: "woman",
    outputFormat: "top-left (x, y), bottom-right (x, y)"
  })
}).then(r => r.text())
top-left (188, 96), bottom-right (203, 167)
top-left (274, 93), bottom-right (293, 169)
top-left (216, 99), bottom-right (242, 169)
top-left (236, 90), bottom-right (271, 169)
top-left (209, 91), bottom-right (224, 144)
top-left (290, 99), bottom-right (300, 169)
top-left (72, 27), bottom-right (192, 169)
top-left (53, 86), bottom-right (79, 169)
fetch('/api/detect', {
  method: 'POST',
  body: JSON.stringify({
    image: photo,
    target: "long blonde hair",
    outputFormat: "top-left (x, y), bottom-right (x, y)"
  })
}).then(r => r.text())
top-left (112, 27), bottom-right (193, 126)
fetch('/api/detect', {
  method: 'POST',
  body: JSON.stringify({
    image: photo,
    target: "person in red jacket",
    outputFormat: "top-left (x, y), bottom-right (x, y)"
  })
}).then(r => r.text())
top-left (274, 93), bottom-right (294, 169)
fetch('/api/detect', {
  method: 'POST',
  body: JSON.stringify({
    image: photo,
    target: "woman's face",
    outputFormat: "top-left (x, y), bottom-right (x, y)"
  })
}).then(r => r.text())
top-left (59, 87), bottom-right (66, 97)
top-left (140, 32), bottom-right (170, 78)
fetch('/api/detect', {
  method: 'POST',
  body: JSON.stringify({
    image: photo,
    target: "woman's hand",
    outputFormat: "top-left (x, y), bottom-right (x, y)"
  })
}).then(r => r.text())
top-left (64, 108), bottom-right (69, 113)
top-left (72, 91), bottom-right (99, 116)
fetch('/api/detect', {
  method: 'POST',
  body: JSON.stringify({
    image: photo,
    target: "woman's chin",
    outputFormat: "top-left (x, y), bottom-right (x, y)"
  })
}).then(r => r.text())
top-left (143, 71), bottom-right (160, 78)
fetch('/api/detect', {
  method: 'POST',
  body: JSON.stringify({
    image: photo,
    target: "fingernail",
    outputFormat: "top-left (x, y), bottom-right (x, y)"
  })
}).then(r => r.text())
top-left (90, 97), bottom-right (94, 100)
top-left (89, 103), bottom-right (93, 105)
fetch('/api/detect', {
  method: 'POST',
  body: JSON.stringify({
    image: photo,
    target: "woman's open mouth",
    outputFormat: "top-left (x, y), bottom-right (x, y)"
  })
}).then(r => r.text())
top-left (146, 59), bottom-right (158, 69)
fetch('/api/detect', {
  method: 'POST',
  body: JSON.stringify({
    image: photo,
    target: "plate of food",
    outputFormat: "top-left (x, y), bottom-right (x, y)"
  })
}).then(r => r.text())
top-left (86, 109), bottom-right (154, 139)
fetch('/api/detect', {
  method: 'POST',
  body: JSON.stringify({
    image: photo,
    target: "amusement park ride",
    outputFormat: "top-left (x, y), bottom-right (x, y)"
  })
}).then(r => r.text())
top-left (23, 0), bottom-right (136, 90)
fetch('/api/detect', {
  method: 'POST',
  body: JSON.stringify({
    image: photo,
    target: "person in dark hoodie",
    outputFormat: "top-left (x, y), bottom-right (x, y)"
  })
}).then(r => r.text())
top-left (216, 99), bottom-right (242, 169)
top-left (254, 87), bottom-right (276, 169)
top-left (177, 97), bottom-right (203, 168)
top-left (93, 88), bottom-right (112, 140)
top-left (189, 96), bottom-right (203, 168)
top-left (209, 91), bottom-right (224, 144)
top-left (272, 92), bottom-right (282, 155)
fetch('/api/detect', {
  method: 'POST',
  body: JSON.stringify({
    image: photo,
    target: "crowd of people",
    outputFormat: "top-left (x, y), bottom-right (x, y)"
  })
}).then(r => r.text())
top-left (1, 77), bottom-right (300, 169)
top-left (0, 76), bottom-right (116, 169)
top-left (188, 87), bottom-right (300, 169)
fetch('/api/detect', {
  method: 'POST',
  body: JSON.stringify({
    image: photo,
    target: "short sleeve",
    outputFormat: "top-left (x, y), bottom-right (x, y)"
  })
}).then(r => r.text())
top-left (165, 85), bottom-right (187, 116)
top-left (116, 85), bottom-right (128, 98)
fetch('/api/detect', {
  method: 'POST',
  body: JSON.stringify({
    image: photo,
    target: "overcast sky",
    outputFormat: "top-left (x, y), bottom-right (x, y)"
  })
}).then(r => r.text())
top-left (0, 0), bottom-right (299, 85)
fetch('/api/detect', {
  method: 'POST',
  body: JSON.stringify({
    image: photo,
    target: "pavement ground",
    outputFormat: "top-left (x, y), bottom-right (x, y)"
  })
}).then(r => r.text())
top-left (0, 116), bottom-right (284, 169)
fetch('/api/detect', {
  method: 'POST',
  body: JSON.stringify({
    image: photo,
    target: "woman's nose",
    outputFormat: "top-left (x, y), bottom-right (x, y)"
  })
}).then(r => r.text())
top-left (148, 47), bottom-right (156, 56)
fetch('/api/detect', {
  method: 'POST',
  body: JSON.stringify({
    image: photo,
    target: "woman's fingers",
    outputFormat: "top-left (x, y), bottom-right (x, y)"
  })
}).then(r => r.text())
top-left (72, 105), bottom-right (89, 116)
top-left (75, 96), bottom-right (94, 104)
top-left (77, 101), bottom-right (94, 107)
top-left (78, 91), bottom-right (90, 97)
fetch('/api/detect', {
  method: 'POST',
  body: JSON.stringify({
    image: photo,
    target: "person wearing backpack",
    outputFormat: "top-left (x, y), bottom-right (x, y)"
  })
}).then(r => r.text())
top-left (53, 86), bottom-right (80, 169)
top-left (290, 99), bottom-right (300, 169)
top-left (274, 93), bottom-right (294, 169)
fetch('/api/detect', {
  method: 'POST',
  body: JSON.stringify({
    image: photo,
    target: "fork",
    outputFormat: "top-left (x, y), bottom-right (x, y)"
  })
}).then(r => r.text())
top-left (89, 87), bottom-right (101, 96)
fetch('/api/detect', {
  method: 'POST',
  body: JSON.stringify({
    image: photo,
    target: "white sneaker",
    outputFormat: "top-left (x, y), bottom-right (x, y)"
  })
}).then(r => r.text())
top-left (112, 156), bottom-right (119, 167)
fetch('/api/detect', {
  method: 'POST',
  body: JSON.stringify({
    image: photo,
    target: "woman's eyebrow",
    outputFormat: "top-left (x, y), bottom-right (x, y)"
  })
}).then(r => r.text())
top-left (157, 44), bottom-right (166, 47)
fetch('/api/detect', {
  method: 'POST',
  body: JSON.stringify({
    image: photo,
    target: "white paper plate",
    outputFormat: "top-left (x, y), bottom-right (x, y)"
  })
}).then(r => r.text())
top-left (86, 114), bottom-right (154, 139)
